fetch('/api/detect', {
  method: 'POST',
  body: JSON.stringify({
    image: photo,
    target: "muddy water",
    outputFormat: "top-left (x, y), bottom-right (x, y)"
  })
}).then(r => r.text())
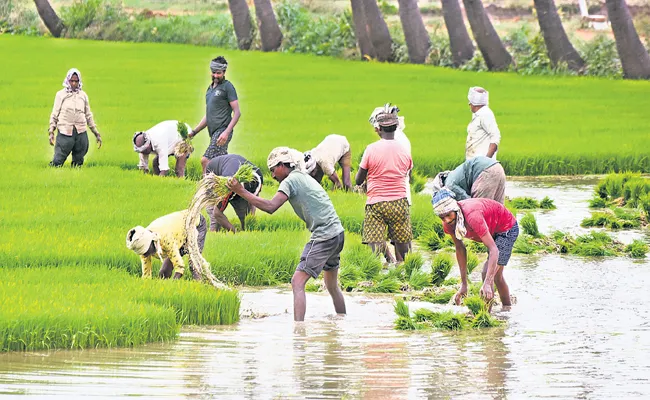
top-left (1, 179), bottom-right (649, 399)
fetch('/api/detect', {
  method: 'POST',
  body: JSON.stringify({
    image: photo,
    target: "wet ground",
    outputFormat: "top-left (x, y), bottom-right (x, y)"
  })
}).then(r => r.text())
top-left (1, 178), bottom-right (649, 399)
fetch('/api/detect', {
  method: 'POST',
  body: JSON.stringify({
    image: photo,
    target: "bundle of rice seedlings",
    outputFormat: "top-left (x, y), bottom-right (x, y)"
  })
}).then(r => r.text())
top-left (572, 242), bottom-right (616, 257)
top-left (424, 288), bottom-right (455, 304)
top-left (410, 170), bottom-right (427, 193)
top-left (463, 295), bottom-right (486, 316)
top-left (539, 196), bottom-right (556, 209)
top-left (431, 253), bottom-right (453, 286)
top-left (174, 121), bottom-right (194, 157)
top-left (509, 197), bottom-right (539, 209)
top-left (357, 253), bottom-right (382, 281)
top-left (413, 308), bottom-right (438, 322)
top-left (581, 212), bottom-right (614, 228)
top-left (394, 299), bottom-right (410, 318)
top-left (513, 235), bottom-right (538, 254)
top-left (403, 252), bottom-right (424, 278)
top-left (471, 310), bottom-right (501, 328)
top-left (443, 277), bottom-right (459, 286)
top-left (589, 197), bottom-right (607, 208)
top-left (466, 251), bottom-right (479, 275)
top-left (394, 316), bottom-right (417, 330)
top-left (184, 164), bottom-right (255, 289)
top-left (338, 264), bottom-right (362, 291)
top-left (433, 311), bottom-right (467, 331)
top-left (368, 276), bottom-right (401, 293)
top-left (521, 213), bottom-right (541, 237)
top-left (305, 280), bottom-right (322, 292)
top-left (625, 240), bottom-right (648, 258)
top-left (385, 263), bottom-right (406, 281)
top-left (408, 270), bottom-right (430, 291)
top-left (418, 230), bottom-right (442, 251)
top-left (466, 240), bottom-right (487, 253)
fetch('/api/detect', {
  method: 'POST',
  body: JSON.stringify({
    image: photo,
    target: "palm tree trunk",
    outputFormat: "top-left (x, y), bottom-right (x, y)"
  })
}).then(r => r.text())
top-left (534, 0), bottom-right (584, 71)
top-left (441, 0), bottom-right (474, 66)
top-left (397, 0), bottom-right (430, 64)
top-left (33, 0), bottom-right (64, 38)
top-left (253, 0), bottom-right (282, 52)
top-left (606, 0), bottom-right (650, 79)
top-left (462, 0), bottom-right (512, 70)
top-left (350, 0), bottom-right (376, 59)
top-left (228, 0), bottom-right (254, 50)
top-left (361, 0), bottom-right (393, 61)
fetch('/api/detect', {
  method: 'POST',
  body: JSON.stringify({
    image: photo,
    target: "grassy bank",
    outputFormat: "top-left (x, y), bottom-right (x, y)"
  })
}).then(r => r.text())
top-left (0, 266), bottom-right (240, 351)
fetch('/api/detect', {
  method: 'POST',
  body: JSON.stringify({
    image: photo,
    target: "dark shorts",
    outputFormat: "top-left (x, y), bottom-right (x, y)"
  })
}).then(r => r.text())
top-left (297, 231), bottom-right (345, 279)
top-left (494, 222), bottom-right (519, 266)
top-left (203, 127), bottom-right (233, 159)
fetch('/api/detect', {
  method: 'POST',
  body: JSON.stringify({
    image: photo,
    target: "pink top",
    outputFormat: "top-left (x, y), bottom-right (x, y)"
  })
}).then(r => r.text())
top-left (360, 139), bottom-right (413, 204)
top-left (443, 198), bottom-right (516, 242)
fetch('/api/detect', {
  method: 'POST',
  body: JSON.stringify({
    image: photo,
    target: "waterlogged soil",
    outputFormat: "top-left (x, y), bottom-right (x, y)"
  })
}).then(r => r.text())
top-left (1, 179), bottom-right (649, 398)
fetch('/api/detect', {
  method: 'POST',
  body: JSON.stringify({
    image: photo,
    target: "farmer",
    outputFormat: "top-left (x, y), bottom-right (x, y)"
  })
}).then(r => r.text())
top-left (189, 56), bottom-right (241, 174)
top-left (432, 156), bottom-right (507, 204)
top-left (303, 134), bottom-right (352, 191)
top-left (125, 210), bottom-right (206, 281)
top-left (205, 154), bottom-right (263, 232)
top-left (466, 87), bottom-right (501, 160)
top-left (133, 120), bottom-right (192, 178)
top-left (48, 68), bottom-right (102, 167)
top-left (226, 147), bottom-right (346, 322)
top-left (432, 189), bottom-right (518, 308)
top-left (356, 110), bottom-right (413, 263)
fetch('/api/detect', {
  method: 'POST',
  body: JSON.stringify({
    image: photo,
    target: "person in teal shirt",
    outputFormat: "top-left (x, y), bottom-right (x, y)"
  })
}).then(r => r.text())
top-left (432, 156), bottom-right (506, 204)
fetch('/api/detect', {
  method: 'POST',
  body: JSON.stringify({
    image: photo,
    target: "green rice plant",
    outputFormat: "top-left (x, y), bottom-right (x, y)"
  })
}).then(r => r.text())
top-left (410, 170), bottom-right (428, 193)
top-left (305, 280), bottom-right (322, 292)
top-left (424, 288), bottom-right (456, 304)
top-left (471, 310), bottom-right (501, 328)
top-left (466, 250), bottom-right (480, 275)
top-left (625, 240), bottom-right (649, 258)
top-left (463, 295), bottom-right (486, 316)
top-left (343, 241), bottom-right (383, 281)
top-left (413, 308), bottom-right (438, 323)
top-left (576, 231), bottom-right (613, 244)
top-left (539, 196), bottom-right (556, 209)
top-left (581, 212), bottom-right (616, 228)
top-left (433, 311), bottom-right (468, 331)
top-left (623, 177), bottom-right (649, 207)
top-left (431, 253), bottom-right (453, 286)
top-left (443, 277), bottom-right (459, 286)
top-left (368, 277), bottom-right (402, 293)
top-left (403, 252), bottom-right (424, 278)
top-left (338, 264), bottom-right (363, 292)
top-left (521, 213), bottom-right (541, 237)
top-left (572, 242), bottom-right (616, 257)
top-left (408, 270), bottom-right (431, 291)
top-left (612, 207), bottom-right (642, 225)
top-left (508, 197), bottom-right (539, 209)
top-left (394, 299), bottom-right (411, 318)
top-left (589, 196), bottom-right (608, 208)
top-left (418, 230), bottom-right (443, 251)
top-left (385, 263), bottom-right (407, 282)
top-left (394, 316), bottom-right (417, 330)
top-left (466, 241), bottom-right (488, 254)
top-left (640, 193), bottom-right (650, 217)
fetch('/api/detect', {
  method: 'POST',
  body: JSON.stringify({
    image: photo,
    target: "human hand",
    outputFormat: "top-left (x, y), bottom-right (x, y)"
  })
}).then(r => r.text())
top-left (226, 177), bottom-right (244, 195)
top-left (217, 130), bottom-right (230, 146)
top-left (454, 283), bottom-right (468, 305)
top-left (480, 282), bottom-right (494, 302)
top-left (96, 134), bottom-right (102, 149)
top-left (48, 132), bottom-right (55, 146)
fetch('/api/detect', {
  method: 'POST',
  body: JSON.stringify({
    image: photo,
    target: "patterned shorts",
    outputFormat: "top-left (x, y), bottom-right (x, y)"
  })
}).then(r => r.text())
top-left (362, 198), bottom-right (412, 244)
top-left (494, 222), bottom-right (519, 266)
top-left (203, 127), bottom-right (233, 159)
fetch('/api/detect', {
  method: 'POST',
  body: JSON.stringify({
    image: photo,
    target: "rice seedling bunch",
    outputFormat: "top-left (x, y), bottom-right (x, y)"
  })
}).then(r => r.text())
top-left (344, 242), bottom-right (382, 280)
top-left (589, 197), bottom-right (608, 208)
top-left (424, 288), bottom-right (455, 304)
top-left (431, 253), bottom-right (453, 286)
top-left (385, 263), bottom-right (406, 281)
top-left (418, 229), bottom-right (443, 251)
top-left (640, 193), bottom-right (650, 217)
top-left (521, 213), bottom-right (541, 237)
top-left (368, 276), bottom-right (401, 293)
top-left (509, 197), bottom-right (539, 209)
top-left (466, 251), bottom-right (479, 275)
top-left (471, 310), bottom-right (501, 328)
top-left (410, 170), bottom-right (427, 193)
top-left (408, 270), bottom-right (430, 290)
top-left (394, 316), bottom-right (417, 330)
top-left (413, 308), bottom-right (438, 322)
top-left (625, 240), bottom-right (648, 258)
top-left (572, 242), bottom-right (616, 257)
top-left (305, 280), bottom-right (322, 292)
top-left (581, 212), bottom-right (615, 228)
top-left (539, 196), bottom-right (556, 209)
top-left (463, 295), bottom-right (485, 316)
top-left (612, 207), bottom-right (642, 225)
top-left (403, 252), bottom-right (424, 278)
top-left (173, 121), bottom-right (194, 157)
top-left (338, 264), bottom-right (362, 291)
top-left (466, 240), bottom-right (487, 253)
top-left (443, 277), bottom-right (459, 286)
top-left (394, 299), bottom-right (411, 318)
top-left (433, 311), bottom-right (468, 331)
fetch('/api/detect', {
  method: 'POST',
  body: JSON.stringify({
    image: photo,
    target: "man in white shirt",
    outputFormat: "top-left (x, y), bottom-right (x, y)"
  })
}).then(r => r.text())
top-left (304, 134), bottom-right (352, 191)
top-left (133, 120), bottom-right (193, 178)
top-left (466, 87), bottom-right (501, 160)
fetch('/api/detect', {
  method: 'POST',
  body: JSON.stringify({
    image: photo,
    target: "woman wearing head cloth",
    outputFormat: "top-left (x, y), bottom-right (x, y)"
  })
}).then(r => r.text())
top-left (466, 86), bottom-right (500, 161)
top-left (431, 189), bottom-right (518, 309)
top-left (48, 68), bottom-right (102, 167)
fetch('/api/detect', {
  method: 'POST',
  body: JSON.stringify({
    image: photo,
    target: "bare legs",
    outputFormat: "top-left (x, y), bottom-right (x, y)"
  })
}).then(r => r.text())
top-left (291, 269), bottom-right (346, 322)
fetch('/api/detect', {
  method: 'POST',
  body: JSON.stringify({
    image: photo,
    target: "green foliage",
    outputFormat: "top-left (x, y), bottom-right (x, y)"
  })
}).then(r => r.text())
top-left (466, 241), bottom-right (488, 254)
top-left (368, 277), bottom-right (401, 293)
top-left (423, 288), bottom-right (455, 304)
top-left (394, 316), bottom-right (417, 330)
top-left (509, 197), bottom-right (539, 209)
top-left (418, 230), bottom-right (443, 251)
top-left (625, 240), bottom-right (648, 258)
top-left (410, 170), bottom-right (428, 194)
top-left (589, 196), bottom-right (607, 208)
top-left (338, 264), bottom-right (362, 292)
top-left (463, 295), bottom-right (485, 316)
top-left (305, 280), bottom-right (321, 292)
top-left (433, 311), bottom-right (467, 331)
top-left (471, 310), bottom-right (501, 328)
top-left (378, 0), bottom-right (398, 15)
top-left (539, 196), bottom-right (556, 209)
top-left (413, 308), bottom-right (437, 323)
top-left (394, 299), bottom-right (410, 319)
top-left (466, 251), bottom-right (480, 275)
top-left (579, 35), bottom-right (623, 78)
top-left (403, 252), bottom-right (424, 278)
top-left (521, 213), bottom-right (541, 238)
top-left (431, 253), bottom-right (453, 286)
top-left (443, 277), bottom-right (459, 286)
top-left (513, 235), bottom-right (537, 254)
top-left (408, 270), bottom-right (431, 291)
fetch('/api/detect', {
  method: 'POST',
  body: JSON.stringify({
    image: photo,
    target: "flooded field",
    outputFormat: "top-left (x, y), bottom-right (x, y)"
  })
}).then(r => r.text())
top-left (1, 179), bottom-right (649, 399)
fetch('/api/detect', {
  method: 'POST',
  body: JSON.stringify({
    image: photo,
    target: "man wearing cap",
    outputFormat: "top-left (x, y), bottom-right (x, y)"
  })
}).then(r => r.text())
top-left (356, 110), bottom-right (413, 262)
top-left (226, 147), bottom-right (346, 322)
top-left (466, 87), bottom-right (501, 160)
top-left (205, 154), bottom-right (263, 232)
top-left (133, 120), bottom-right (192, 177)
top-left (126, 210), bottom-right (207, 280)
top-left (189, 56), bottom-right (241, 174)
top-left (303, 134), bottom-right (352, 191)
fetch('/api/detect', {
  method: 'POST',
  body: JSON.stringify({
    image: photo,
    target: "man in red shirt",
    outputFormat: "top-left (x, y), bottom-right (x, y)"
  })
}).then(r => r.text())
top-left (432, 188), bottom-right (518, 308)
top-left (356, 111), bottom-right (413, 262)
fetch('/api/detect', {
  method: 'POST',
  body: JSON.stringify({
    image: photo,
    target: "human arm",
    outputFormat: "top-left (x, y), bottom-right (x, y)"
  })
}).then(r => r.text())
top-left (217, 100), bottom-right (241, 146)
top-left (486, 143), bottom-right (498, 158)
top-left (480, 112), bottom-right (500, 158)
top-left (84, 93), bottom-right (102, 149)
top-left (227, 178), bottom-right (289, 214)
top-left (355, 168), bottom-right (368, 186)
top-left (189, 116), bottom-right (207, 138)
top-left (328, 172), bottom-right (343, 189)
top-left (211, 206), bottom-right (236, 233)
top-left (479, 232), bottom-right (500, 302)
top-left (138, 153), bottom-right (150, 173)
top-left (452, 235), bottom-right (469, 305)
top-left (48, 92), bottom-right (63, 145)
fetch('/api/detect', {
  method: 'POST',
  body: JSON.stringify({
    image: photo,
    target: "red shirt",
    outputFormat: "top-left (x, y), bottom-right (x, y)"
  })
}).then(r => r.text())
top-left (443, 198), bottom-right (516, 242)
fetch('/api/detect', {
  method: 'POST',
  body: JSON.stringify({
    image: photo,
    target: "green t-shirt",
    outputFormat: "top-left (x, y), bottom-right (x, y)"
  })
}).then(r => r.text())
top-left (278, 170), bottom-right (344, 241)
top-left (205, 80), bottom-right (238, 136)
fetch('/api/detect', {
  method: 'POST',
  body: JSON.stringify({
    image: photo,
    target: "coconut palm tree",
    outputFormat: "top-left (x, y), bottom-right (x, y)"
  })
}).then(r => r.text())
top-left (462, 0), bottom-right (512, 70)
top-left (397, 0), bottom-right (430, 64)
top-left (228, 0), bottom-right (254, 50)
top-left (441, 0), bottom-right (474, 66)
top-left (350, 0), bottom-right (376, 59)
top-left (253, 0), bottom-right (282, 51)
top-left (33, 0), bottom-right (64, 37)
top-left (361, 0), bottom-right (393, 61)
top-left (533, 0), bottom-right (584, 71)
top-left (605, 0), bottom-right (650, 79)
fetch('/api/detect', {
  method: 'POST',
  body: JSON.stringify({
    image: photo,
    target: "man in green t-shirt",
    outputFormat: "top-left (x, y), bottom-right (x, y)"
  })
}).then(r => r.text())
top-left (189, 56), bottom-right (241, 174)
top-left (227, 147), bottom-right (346, 322)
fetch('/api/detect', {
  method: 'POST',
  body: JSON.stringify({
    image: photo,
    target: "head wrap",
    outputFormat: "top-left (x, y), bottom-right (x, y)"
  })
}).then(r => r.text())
top-left (267, 147), bottom-right (304, 170)
top-left (62, 68), bottom-right (83, 92)
top-left (468, 87), bottom-right (489, 107)
top-left (431, 171), bottom-right (450, 197)
top-left (369, 103), bottom-right (405, 130)
top-left (431, 189), bottom-right (467, 240)
top-left (126, 226), bottom-right (162, 260)
top-left (303, 151), bottom-right (317, 174)
top-left (132, 132), bottom-right (151, 153)
top-left (210, 60), bottom-right (228, 73)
